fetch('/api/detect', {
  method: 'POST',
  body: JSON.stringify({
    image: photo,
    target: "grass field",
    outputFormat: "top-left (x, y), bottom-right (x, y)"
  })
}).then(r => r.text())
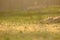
top-left (0, 6), bottom-right (60, 40)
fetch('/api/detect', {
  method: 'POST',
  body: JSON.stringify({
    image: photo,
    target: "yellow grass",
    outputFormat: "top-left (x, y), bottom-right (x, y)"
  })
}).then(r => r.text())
top-left (0, 23), bottom-right (60, 33)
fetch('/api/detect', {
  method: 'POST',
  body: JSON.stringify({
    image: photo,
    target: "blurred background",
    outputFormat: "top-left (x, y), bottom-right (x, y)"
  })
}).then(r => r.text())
top-left (0, 0), bottom-right (60, 12)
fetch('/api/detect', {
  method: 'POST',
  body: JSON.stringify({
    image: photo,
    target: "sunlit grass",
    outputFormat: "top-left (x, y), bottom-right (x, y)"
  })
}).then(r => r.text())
top-left (0, 6), bottom-right (60, 40)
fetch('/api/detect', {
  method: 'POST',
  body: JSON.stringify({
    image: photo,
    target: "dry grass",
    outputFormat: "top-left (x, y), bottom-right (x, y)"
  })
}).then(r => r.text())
top-left (0, 22), bottom-right (60, 33)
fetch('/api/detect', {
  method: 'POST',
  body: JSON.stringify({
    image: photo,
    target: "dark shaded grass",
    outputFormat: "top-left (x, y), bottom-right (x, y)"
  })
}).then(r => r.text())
top-left (0, 31), bottom-right (60, 40)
